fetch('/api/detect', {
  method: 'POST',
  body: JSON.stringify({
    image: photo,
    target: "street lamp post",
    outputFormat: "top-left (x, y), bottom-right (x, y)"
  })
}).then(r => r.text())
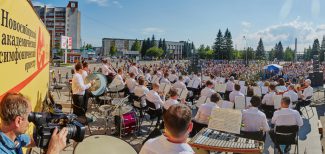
top-left (243, 36), bottom-right (248, 66)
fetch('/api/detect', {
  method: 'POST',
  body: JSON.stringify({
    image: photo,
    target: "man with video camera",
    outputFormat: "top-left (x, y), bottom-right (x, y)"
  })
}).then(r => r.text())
top-left (0, 93), bottom-right (68, 154)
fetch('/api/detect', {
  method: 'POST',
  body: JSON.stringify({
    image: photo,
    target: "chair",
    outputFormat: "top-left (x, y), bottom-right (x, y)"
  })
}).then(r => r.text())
top-left (52, 77), bottom-right (63, 98)
top-left (145, 100), bottom-right (163, 130)
top-left (272, 125), bottom-right (299, 154)
top-left (190, 120), bottom-right (208, 137)
top-left (298, 96), bottom-right (314, 118)
top-left (240, 131), bottom-right (266, 142)
top-left (132, 95), bottom-right (147, 120)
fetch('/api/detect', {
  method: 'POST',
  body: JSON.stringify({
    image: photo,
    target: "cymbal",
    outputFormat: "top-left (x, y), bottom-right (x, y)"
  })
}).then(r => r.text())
top-left (112, 105), bottom-right (133, 115)
top-left (99, 96), bottom-right (112, 101)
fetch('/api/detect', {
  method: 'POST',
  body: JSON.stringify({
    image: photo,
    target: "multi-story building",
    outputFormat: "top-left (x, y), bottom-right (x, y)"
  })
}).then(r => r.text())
top-left (34, 1), bottom-right (81, 50)
top-left (102, 38), bottom-right (184, 59)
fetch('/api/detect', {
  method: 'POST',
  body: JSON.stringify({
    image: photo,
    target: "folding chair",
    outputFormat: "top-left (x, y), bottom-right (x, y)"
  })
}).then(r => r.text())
top-left (273, 125), bottom-right (299, 154)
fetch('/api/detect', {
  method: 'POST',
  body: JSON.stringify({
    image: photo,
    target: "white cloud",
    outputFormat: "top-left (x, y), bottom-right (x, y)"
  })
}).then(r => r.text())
top-left (241, 21), bottom-right (251, 28)
top-left (235, 18), bottom-right (325, 52)
top-left (32, 1), bottom-right (53, 7)
top-left (112, 1), bottom-right (123, 8)
top-left (142, 27), bottom-right (165, 35)
top-left (87, 0), bottom-right (109, 7)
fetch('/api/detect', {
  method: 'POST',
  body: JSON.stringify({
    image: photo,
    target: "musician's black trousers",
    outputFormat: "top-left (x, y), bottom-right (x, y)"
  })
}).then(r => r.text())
top-left (84, 90), bottom-right (91, 113)
top-left (269, 129), bottom-right (290, 150)
top-left (261, 104), bottom-right (275, 119)
top-left (72, 94), bottom-right (86, 116)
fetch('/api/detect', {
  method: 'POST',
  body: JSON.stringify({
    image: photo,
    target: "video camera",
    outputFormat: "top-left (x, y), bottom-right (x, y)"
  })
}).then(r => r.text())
top-left (28, 111), bottom-right (85, 149)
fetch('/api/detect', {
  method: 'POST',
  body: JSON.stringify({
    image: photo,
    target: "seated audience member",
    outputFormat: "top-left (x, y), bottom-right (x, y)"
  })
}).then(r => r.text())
top-left (194, 93), bottom-right (220, 124)
top-left (140, 104), bottom-right (194, 154)
top-left (270, 97), bottom-right (303, 152)
top-left (200, 80), bottom-right (216, 98)
top-left (229, 84), bottom-right (245, 103)
top-left (241, 96), bottom-right (270, 132)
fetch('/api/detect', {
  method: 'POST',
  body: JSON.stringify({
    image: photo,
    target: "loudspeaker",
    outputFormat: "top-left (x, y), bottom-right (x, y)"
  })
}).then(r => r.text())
top-left (308, 72), bottom-right (323, 87)
top-left (313, 55), bottom-right (320, 72)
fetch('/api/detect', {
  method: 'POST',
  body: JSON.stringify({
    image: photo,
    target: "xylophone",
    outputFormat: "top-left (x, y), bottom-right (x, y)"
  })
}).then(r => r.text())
top-left (188, 128), bottom-right (264, 154)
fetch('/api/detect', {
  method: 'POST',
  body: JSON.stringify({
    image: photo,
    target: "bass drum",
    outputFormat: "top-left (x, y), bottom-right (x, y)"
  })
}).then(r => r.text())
top-left (85, 73), bottom-right (107, 96)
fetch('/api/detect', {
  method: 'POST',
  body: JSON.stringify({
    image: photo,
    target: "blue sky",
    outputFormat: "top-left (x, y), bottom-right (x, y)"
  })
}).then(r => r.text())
top-left (32, 0), bottom-right (325, 52)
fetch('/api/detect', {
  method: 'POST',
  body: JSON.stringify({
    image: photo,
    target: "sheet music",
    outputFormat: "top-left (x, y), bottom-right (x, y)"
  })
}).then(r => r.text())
top-left (239, 81), bottom-right (245, 86)
top-left (261, 86), bottom-right (269, 94)
top-left (245, 97), bottom-right (252, 107)
top-left (234, 96), bottom-right (245, 110)
top-left (240, 86), bottom-right (247, 95)
top-left (273, 95), bottom-right (282, 109)
top-left (253, 86), bottom-right (262, 96)
top-left (215, 84), bottom-right (226, 93)
top-left (208, 108), bottom-right (242, 134)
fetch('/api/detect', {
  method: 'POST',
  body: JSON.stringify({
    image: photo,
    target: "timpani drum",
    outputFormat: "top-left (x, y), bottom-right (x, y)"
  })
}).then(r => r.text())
top-left (73, 135), bottom-right (137, 154)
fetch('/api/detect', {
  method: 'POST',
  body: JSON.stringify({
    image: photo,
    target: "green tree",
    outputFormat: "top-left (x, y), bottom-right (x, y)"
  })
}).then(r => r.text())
top-left (312, 38), bottom-right (320, 57)
top-left (213, 29), bottom-right (223, 59)
top-left (304, 46), bottom-right (312, 61)
top-left (146, 47), bottom-right (164, 58)
top-left (320, 36), bottom-right (325, 61)
top-left (245, 47), bottom-right (255, 60)
top-left (158, 38), bottom-right (162, 48)
top-left (256, 38), bottom-right (265, 60)
top-left (140, 39), bottom-right (147, 57)
top-left (83, 44), bottom-right (93, 50)
top-left (131, 39), bottom-right (141, 51)
top-left (284, 47), bottom-right (294, 61)
top-left (151, 35), bottom-right (156, 47)
top-left (268, 49), bottom-right (276, 61)
top-left (110, 45), bottom-right (117, 56)
top-left (275, 41), bottom-right (284, 60)
top-left (197, 44), bottom-right (206, 59)
top-left (223, 28), bottom-right (233, 60)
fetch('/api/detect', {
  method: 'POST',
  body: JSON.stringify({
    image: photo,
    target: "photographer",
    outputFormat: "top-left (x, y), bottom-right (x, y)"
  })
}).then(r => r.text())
top-left (0, 93), bottom-right (68, 154)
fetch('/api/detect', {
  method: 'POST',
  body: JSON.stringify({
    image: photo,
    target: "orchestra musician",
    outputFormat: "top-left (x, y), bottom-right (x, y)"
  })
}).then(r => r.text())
top-left (168, 70), bottom-right (178, 84)
top-left (194, 93), bottom-right (220, 125)
top-left (200, 80), bottom-right (216, 98)
top-left (146, 83), bottom-right (165, 127)
top-left (229, 84), bottom-right (245, 103)
top-left (72, 63), bottom-right (94, 117)
top-left (241, 96), bottom-right (269, 133)
top-left (163, 88), bottom-right (181, 110)
top-left (172, 76), bottom-right (187, 89)
top-left (295, 79), bottom-right (313, 115)
top-left (109, 68), bottom-right (125, 89)
top-left (225, 76), bottom-right (235, 101)
top-left (129, 62), bottom-right (139, 77)
top-left (283, 84), bottom-right (298, 107)
top-left (140, 104), bottom-right (194, 154)
top-left (101, 59), bottom-right (115, 84)
top-left (125, 72), bottom-right (137, 95)
top-left (270, 97), bottom-right (303, 153)
top-left (261, 84), bottom-right (276, 118)
top-left (160, 72), bottom-right (171, 84)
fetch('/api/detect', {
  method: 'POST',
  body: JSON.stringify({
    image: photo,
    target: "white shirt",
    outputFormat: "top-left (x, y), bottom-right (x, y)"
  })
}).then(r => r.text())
top-left (168, 74), bottom-right (178, 83)
top-left (183, 76), bottom-right (190, 84)
top-left (262, 91), bottom-right (276, 106)
top-left (134, 85), bottom-right (149, 97)
top-left (283, 90), bottom-right (298, 103)
top-left (194, 102), bottom-right (219, 124)
top-left (126, 78), bottom-right (137, 93)
top-left (139, 135), bottom-right (194, 154)
top-left (200, 87), bottom-right (216, 98)
top-left (241, 107), bottom-right (270, 132)
top-left (151, 75), bottom-right (161, 83)
top-left (192, 76), bottom-right (201, 88)
top-left (226, 81), bottom-right (234, 91)
top-left (173, 81), bottom-right (187, 89)
top-left (164, 98), bottom-right (179, 110)
top-left (145, 73), bottom-right (152, 82)
top-left (160, 78), bottom-right (171, 84)
top-left (146, 90), bottom-right (165, 109)
top-left (276, 86), bottom-right (287, 92)
top-left (229, 90), bottom-right (245, 103)
top-left (81, 70), bottom-right (88, 80)
top-left (272, 108), bottom-right (303, 126)
top-left (101, 64), bottom-right (111, 75)
top-left (129, 66), bottom-right (139, 76)
top-left (302, 86), bottom-right (313, 100)
top-left (72, 73), bottom-right (91, 95)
